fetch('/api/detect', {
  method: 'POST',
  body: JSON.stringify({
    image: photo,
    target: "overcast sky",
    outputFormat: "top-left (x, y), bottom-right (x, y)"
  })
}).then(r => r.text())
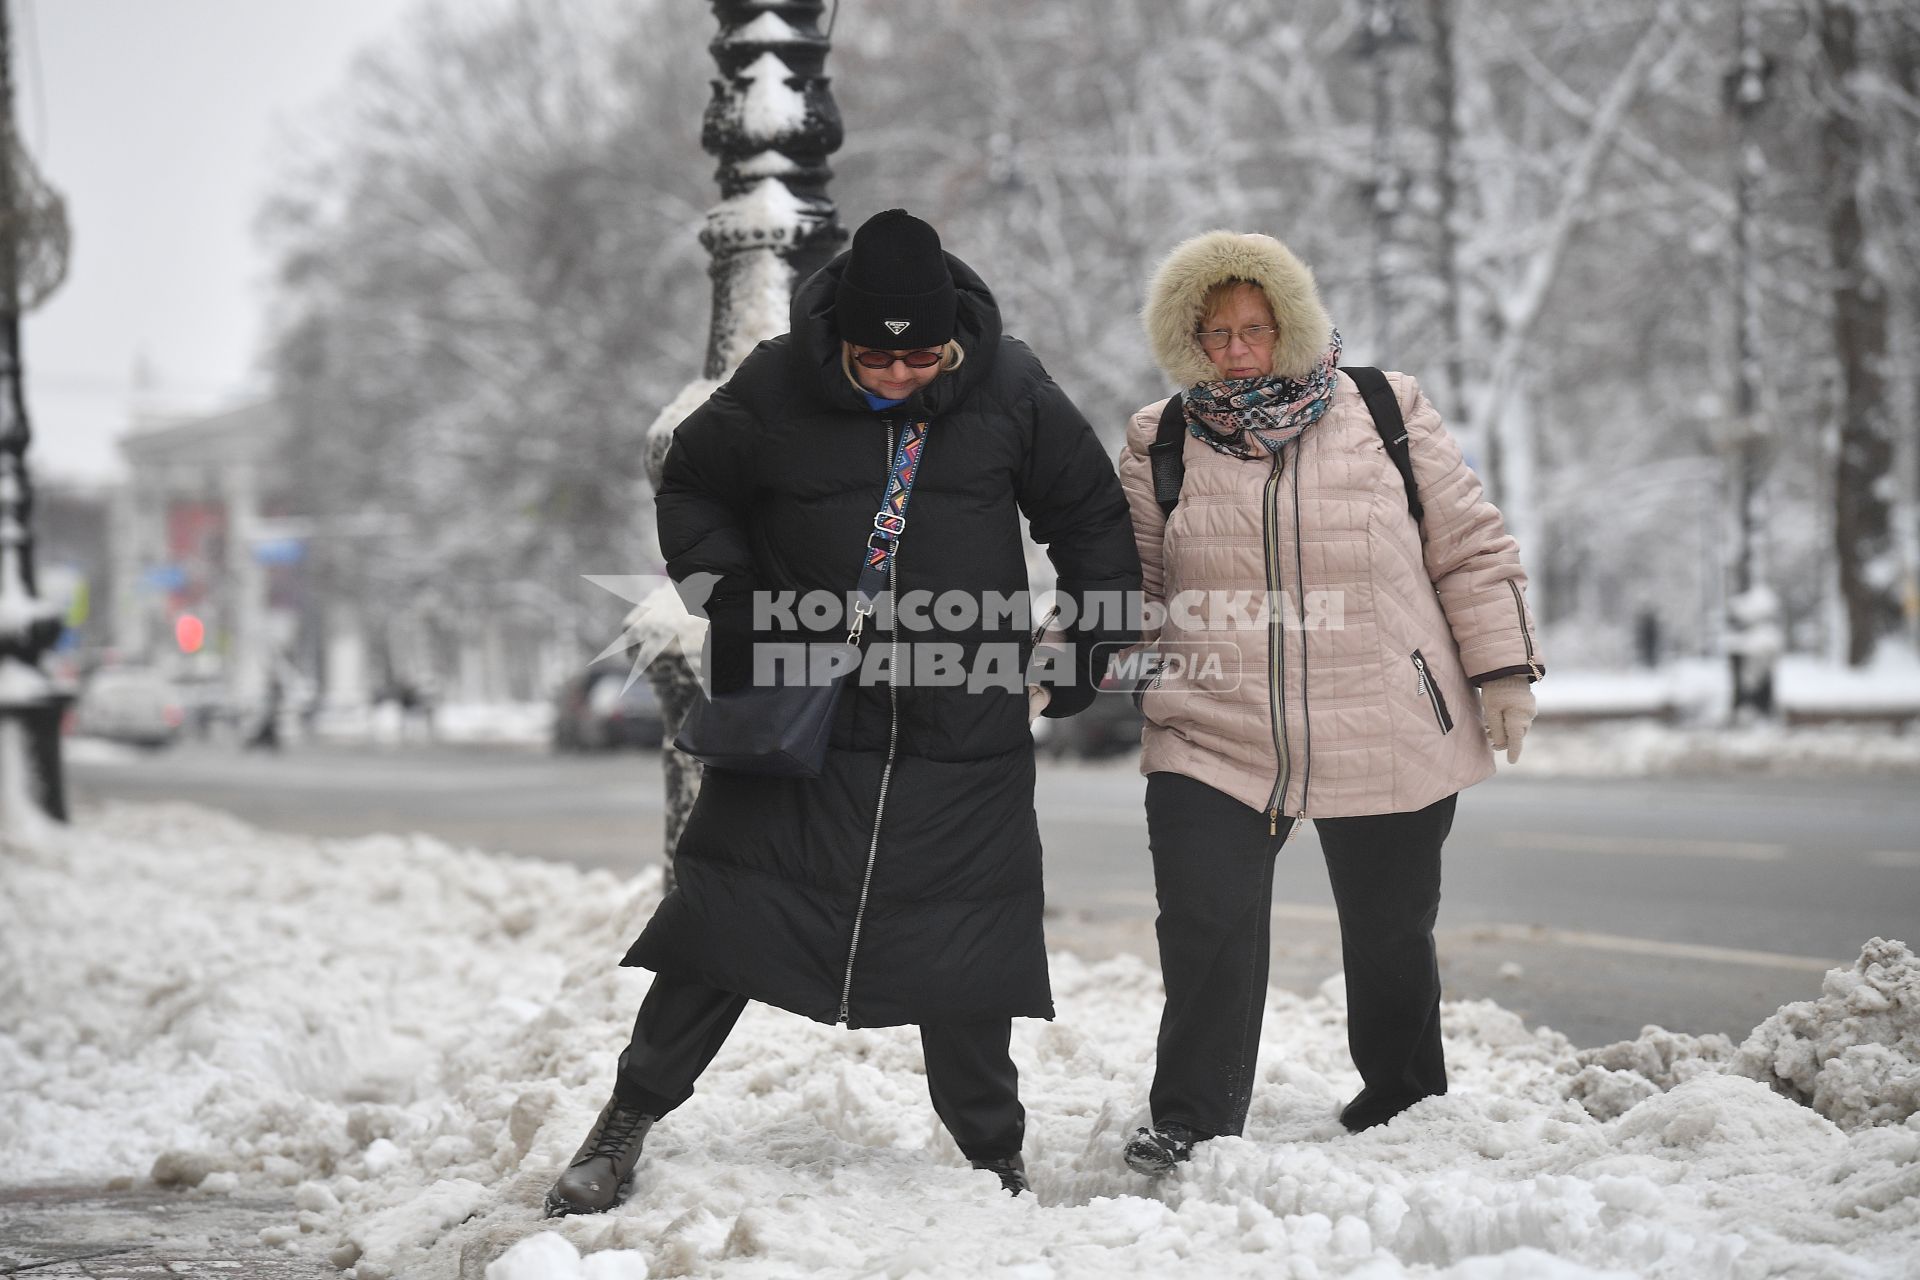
top-left (19, 0), bottom-right (419, 485)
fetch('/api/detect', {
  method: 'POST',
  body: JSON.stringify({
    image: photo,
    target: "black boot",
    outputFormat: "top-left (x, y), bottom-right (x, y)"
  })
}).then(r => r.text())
top-left (1338, 1087), bottom-right (1430, 1132)
top-left (544, 1095), bottom-right (658, 1217)
top-left (1122, 1121), bottom-right (1200, 1176)
top-left (970, 1154), bottom-right (1029, 1196)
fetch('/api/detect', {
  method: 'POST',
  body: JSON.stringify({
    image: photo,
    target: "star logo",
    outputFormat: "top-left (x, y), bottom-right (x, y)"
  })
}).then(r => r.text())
top-left (581, 571), bottom-right (721, 695)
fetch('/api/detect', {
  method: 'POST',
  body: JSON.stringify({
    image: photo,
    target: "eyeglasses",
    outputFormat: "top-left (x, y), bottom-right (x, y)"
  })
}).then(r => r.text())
top-left (1195, 325), bottom-right (1278, 352)
top-left (852, 347), bottom-right (943, 370)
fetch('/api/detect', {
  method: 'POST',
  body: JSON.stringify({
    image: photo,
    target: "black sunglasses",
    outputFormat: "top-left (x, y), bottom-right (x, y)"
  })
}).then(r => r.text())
top-left (852, 347), bottom-right (943, 370)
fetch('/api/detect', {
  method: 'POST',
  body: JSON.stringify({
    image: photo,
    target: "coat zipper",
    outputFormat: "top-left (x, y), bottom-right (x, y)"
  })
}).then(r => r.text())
top-left (1508, 579), bottom-right (1543, 679)
top-left (838, 420), bottom-right (903, 1026)
top-left (1291, 444), bottom-right (1311, 820)
top-left (1263, 451), bottom-right (1289, 835)
top-left (1412, 649), bottom-right (1454, 733)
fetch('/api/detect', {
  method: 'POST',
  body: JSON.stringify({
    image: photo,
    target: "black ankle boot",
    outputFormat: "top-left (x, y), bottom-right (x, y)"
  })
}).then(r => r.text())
top-left (543, 1094), bottom-right (658, 1217)
top-left (1338, 1087), bottom-right (1431, 1132)
top-left (969, 1154), bottom-right (1029, 1196)
top-left (1122, 1121), bottom-right (1200, 1176)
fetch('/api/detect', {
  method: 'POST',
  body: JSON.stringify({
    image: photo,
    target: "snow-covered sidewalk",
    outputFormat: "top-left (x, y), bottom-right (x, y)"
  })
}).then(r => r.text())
top-left (2, 804), bottom-right (1916, 1278)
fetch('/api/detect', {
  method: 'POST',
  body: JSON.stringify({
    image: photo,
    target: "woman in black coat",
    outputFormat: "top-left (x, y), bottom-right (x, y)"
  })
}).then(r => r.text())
top-left (545, 209), bottom-right (1140, 1214)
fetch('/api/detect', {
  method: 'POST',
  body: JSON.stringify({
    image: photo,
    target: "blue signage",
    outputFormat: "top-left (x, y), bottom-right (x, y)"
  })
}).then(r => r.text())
top-left (141, 564), bottom-right (188, 592)
top-left (254, 538), bottom-right (306, 566)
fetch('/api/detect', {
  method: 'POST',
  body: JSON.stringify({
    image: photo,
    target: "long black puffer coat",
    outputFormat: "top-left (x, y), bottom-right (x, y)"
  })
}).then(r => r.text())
top-left (623, 250), bottom-right (1140, 1028)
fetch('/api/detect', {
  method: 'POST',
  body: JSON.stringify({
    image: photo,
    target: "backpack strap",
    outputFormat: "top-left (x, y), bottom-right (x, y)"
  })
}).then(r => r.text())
top-left (1148, 392), bottom-right (1187, 519)
top-left (1149, 374), bottom-right (1424, 523)
top-left (1340, 366), bottom-right (1423, 523)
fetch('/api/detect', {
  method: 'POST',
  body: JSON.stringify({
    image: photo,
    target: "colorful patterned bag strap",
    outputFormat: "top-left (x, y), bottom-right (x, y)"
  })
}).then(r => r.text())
top-left (849, 418), bottom-right (929, 642)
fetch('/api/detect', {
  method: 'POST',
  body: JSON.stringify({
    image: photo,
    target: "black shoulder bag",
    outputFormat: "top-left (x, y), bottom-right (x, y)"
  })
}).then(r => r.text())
top-left (672, 418), bottom-right (929, 778)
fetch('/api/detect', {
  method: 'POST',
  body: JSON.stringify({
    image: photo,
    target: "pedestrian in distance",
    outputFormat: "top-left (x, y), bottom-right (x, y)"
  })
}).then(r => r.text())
top-left (243, 669), bottom-right (284, 752)
top-left (1116, 229), bottom-right (1544, 1174)
top-left (544, 209), bottom-right (1141, 1216)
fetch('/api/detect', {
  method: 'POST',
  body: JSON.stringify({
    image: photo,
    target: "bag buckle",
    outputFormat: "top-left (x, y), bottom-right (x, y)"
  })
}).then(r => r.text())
top-left (847, 596), bottom-right (875, 645)
top-left (873, 511), bottom-right (906, 537)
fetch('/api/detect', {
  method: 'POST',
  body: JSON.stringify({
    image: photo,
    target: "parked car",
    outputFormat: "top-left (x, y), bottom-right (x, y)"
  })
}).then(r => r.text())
top-left (553, 667), bottom-right (666, 752)
top-left (73, 668), bottom-right (186, 749)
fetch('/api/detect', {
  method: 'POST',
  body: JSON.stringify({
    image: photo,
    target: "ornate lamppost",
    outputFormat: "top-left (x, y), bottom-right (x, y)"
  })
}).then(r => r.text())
top-left (633, 1), bottom-right (846, 885)
top-left (1722, 0), bottom-right (1779, 719)
top-left (0, 0), bottom-right (73, 835)
top-left (1353, 0), bottom-right (1417, 360)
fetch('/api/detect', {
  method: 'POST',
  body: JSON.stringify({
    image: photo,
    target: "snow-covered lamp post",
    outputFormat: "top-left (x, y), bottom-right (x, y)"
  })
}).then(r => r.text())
top-left (1353, 0), bottom-right (1416, 360)
top-left (0, 0), bottom-right (73, 837)
top-left (693, 0), bottom-right (846, 379)
top-left (633, 0), bottom-right (845, 886)
top-left (1723, 0), bottom-right (1777, 719)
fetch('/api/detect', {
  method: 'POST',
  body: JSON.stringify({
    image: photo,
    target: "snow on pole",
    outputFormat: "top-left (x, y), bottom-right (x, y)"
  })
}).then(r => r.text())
top-left (0, 1), bottom-right (75, 834)
top-left (693, 0), bottom-right (847, 382)
top-left (633, 1), bottom-right (846, 885)
top-left (1724, 0), bottom-right (1780, 720)
top-left (0, 681), bottom-right (53, 843)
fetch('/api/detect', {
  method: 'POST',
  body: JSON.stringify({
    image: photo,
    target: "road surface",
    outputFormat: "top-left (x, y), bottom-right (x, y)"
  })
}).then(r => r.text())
top-left (66, 738), bottom-right (1920, 1048)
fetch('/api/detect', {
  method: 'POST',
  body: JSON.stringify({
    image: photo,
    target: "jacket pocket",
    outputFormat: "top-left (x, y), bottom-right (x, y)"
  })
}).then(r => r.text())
top-left (1411, 650), bottom-right (1454, 734)
top-left (1132, 672), bottom-right (1156, 714)
top-left (1133, 654), bottom-right (1168, 717)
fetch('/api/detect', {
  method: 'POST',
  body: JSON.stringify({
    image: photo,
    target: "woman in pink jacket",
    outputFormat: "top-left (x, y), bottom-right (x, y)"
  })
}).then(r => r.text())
top-left (1116, 230), bottom-right (1544, 1174)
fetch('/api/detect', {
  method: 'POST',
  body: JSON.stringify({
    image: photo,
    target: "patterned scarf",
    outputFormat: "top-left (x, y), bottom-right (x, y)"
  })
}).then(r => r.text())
top-left (1184, 329), bottom-right (1344, 460)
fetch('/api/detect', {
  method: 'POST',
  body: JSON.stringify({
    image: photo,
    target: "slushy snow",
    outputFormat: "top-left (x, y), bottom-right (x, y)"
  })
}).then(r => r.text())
top-left (3, 803), bottom-right (1916, 1278)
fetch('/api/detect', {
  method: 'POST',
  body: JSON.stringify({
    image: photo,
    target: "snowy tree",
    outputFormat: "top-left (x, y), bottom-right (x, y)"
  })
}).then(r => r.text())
top-left (259, 0), bottom-right (1920, 712)
top-left (1816, 0), bottom-right (1908, 664)
top-left (263, 0), bottom-right (713, 694)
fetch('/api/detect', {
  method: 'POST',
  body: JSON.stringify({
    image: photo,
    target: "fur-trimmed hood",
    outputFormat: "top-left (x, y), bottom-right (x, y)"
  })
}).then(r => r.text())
top-left (1142, 230), bottom-right (1334, 386)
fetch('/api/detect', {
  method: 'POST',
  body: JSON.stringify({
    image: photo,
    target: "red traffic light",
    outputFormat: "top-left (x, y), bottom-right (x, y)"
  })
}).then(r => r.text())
top-left (175, 613), bottom-right (205, 654)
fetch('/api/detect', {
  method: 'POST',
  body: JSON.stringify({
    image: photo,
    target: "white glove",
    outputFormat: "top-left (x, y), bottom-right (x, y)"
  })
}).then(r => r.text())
top-left (1027, 684), bottom-right (1051, 724)
top-left (1480, 675), bottom-right (1535, 764)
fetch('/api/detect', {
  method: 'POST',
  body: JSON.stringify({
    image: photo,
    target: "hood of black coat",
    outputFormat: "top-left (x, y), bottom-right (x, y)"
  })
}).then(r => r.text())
top-left (790, 248), bottom-right (1003, 417)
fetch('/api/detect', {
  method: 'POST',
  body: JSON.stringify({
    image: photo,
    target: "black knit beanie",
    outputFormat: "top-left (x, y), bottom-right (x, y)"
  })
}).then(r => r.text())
top-left (834, 209), bottom-right (957, 349)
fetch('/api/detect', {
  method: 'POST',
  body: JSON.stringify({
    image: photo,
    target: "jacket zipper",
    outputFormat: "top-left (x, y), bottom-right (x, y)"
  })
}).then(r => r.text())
top-left (1508, 579), bottom-right (1543, 679)
top-left (838, 421), bottom-right (903, 1026)
top-left (1263, 451), bottom-right (1289, 835)
top-left (1412, 649), bottom-right (1454, 733)
top-left (1291, 444), bottom-right (1311, 819)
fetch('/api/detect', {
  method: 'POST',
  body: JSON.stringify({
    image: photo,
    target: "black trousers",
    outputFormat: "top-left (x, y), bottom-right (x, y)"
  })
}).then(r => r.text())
top-left (610, 973), bottom-right (1025, 1162)
top-left (1145, 771), bottom-right (1455, 1137)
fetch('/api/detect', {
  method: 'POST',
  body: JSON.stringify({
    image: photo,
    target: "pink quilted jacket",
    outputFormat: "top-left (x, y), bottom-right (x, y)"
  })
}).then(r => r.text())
top-left (1118, 371), bottom-right (1543, 822)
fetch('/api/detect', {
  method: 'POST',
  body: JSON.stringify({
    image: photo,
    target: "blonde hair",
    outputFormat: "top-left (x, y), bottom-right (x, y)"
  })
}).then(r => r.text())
top-left (1199, 279), bottom-right (1273, 326)
top-left (840, 340), bottom-right (966, 395)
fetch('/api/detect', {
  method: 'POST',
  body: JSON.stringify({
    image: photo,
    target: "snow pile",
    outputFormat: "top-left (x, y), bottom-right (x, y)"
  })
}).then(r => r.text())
top-left (1732, 936), bottom-right (1920, 1131)
top-left (0, 801), bottom-right (639, 1192)
top-left (1532, 652), bottom-right (1920, 723)
top-left (1777, 650), bottom-right (1920, 715)
top-left (1514, 720), bottom-right (1920, 776)
top-left (430, 702), bottom-right (556, 746)
top-left (1518, 653), bottom-right (1920, 777)
top-left (1560, 1028), bottom-right (1736, 1122)
top-left (1554, 942), bottom-right (1920, 1131)
top-left (4, 806), bottom-right (1918, 1278)
top-left (312, 700), bottom-right (553, 747)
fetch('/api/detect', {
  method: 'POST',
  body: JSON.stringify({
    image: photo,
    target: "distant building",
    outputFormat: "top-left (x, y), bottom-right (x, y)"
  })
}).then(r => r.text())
top-left (112, 401), bottom-right (305, 706)
top-left (110, 400), bottom-right (555, 714)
